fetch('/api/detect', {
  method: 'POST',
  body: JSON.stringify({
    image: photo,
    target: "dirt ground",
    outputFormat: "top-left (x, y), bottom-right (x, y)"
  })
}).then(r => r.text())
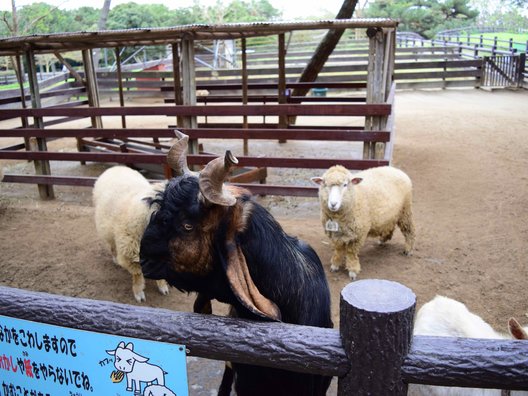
top-left (1, 89), bottom-right (527, 394)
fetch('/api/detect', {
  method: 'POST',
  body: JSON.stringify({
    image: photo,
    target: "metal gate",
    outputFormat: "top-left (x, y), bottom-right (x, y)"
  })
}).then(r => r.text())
top-left (482, 54), bottom-right (526, 88)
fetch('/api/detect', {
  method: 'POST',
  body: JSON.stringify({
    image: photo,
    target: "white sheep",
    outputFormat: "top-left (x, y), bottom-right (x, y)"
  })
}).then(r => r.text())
top-left (409, 295), bottom-right (528, 396)
top-left (93, 166), bottom-right (169, 302)
top-left (311, 165), bottom-right (415, 279)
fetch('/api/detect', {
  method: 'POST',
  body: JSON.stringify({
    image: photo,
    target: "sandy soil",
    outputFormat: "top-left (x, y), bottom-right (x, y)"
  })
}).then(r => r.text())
top-left (1, 89), bottom-right (527, 394)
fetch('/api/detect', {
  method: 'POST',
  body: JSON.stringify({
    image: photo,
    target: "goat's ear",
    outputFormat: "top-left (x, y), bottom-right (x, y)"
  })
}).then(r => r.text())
top-left (351, 177), bottom-right (363, 185)
top-left (509, 317), bottom-right (528, 340)
top-left (224, 242), bottom-right (281, 321)
top-left (107, 341), bottom-right (125, 354)
top-left (311, 177), bottom-right (324, 185)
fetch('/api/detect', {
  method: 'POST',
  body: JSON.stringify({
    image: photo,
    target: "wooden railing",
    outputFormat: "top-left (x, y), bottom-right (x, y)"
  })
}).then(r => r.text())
top-left (0, 84), bottom-right (395, 198)
top-left (0, 280), bottom-right (526, 394)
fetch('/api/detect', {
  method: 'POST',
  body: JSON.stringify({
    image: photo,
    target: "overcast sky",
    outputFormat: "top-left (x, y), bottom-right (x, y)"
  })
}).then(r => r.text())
top-left (2, 0), bottom-right (349, 20)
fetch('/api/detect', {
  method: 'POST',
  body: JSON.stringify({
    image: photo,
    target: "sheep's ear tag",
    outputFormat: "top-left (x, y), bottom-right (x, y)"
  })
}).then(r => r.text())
top-left (325, 220), bottom-right (339, 232)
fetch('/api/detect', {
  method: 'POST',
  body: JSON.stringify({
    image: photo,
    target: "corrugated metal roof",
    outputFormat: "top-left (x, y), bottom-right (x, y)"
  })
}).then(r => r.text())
top-left (0, 18), bottom-right (398, 56)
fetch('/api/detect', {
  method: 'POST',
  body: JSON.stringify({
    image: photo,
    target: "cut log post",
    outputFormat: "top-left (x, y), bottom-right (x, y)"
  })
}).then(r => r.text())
top-left (337, 279), bottom-right (416, 395)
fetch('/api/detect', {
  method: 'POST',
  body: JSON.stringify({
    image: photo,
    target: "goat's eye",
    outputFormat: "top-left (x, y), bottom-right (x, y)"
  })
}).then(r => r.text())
top-left (343, 182), bottom-right (348, 187)
top-left (183, 223), bottom-right (193, 232)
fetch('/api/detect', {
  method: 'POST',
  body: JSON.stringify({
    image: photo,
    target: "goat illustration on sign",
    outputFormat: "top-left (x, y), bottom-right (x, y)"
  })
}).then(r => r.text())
top-left (106, 341), bottom-right (176, 396)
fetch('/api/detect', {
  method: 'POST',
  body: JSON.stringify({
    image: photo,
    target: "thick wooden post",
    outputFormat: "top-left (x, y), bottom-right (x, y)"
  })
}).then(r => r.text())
top-left (114, 47), bottom-right (127, 129)
top-left (24, 49), bottom-right (54, 200)
top-left (338, 279), bottom-right (416, 395)
top-left (364, 27), bottom-right (394, 160)
top-left (82, 49), bottom-right (102, 129)
top-left (172, 42), bottom-right (183, 128)
top-left (241, 37), bottom-right (249, 155)
top-left (181, 36), bottom-right (199, 170)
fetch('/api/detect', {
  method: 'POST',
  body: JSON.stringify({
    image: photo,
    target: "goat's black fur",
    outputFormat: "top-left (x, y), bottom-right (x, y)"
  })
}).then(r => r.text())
top-left (140, 175), bottom-right (332, 395)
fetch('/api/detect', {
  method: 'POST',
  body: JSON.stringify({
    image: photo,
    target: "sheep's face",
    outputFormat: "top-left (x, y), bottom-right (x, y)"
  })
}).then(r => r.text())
top-left (140, 176), bottom-right (226, 282)
top-left (312, 165), bottom-right (362, 212)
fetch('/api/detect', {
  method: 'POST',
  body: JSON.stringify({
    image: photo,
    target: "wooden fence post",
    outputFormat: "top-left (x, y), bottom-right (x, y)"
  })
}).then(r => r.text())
top-left (337, 279), bottom-right (416, 396)
top-left (24, 49), bottom-right (55, 200)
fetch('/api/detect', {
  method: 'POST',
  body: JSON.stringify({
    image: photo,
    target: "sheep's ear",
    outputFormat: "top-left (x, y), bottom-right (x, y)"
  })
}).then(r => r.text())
top-left (508, 317), bottom-right (528, 340)
top-left (224, 242), bottom-right (281, 321)
top-left (351, 177), bottom-right (363, 185)
top-left (311, 176), bottom-right (324, 185)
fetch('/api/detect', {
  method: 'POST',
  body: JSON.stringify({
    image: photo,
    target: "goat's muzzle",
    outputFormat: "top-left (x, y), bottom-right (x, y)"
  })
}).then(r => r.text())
top-left (140, 258), bottom-right (169, 280)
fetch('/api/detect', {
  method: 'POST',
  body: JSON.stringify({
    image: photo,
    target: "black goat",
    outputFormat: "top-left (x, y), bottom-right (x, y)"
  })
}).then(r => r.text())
top-left (140, 132), bottom-right (333, 396)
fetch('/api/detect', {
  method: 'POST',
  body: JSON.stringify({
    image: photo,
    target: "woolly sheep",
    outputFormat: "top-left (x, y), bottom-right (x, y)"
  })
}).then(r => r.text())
top-left (93, 166), bottom-right (169, 302)
top-left (311, 165), bottom-right (415, 279)
top-left (409, 295), bottom-right (528, 396)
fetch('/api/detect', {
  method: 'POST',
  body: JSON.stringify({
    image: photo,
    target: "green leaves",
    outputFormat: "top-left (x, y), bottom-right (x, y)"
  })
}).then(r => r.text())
top-left (364, 0), bottom-right (479, 38)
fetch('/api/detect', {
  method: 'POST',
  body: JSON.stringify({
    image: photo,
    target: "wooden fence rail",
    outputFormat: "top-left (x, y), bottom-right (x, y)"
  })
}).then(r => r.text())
top-left (0, 81), bottom-right (395, 198)
top-left (0, 280), bottom-right (527, 394)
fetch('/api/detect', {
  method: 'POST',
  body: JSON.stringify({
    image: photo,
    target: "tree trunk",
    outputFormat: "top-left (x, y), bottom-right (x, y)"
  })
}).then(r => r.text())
top-left (92, 0), bottom-right (112, 69)
top-left (291, 0), bottom-right (358, 99)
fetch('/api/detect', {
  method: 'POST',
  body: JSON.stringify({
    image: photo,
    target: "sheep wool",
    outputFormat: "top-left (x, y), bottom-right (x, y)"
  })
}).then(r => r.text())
top-left (93, 166), bottom-right (169, 302)
top-left (312, 165), bottom-right (415, 279)
top-left (409, 295), bottom-right (528, 396)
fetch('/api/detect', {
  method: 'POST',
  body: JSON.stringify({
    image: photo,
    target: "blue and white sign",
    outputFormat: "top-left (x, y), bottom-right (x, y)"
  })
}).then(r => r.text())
top-left (0, 315), bottom-right (188, 396)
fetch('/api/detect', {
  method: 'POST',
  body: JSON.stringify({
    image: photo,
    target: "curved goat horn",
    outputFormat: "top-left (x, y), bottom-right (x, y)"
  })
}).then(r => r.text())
top-left (167, 130), bottom-right (193, 176)
top-left (199, 150), bottom-right (239, 206)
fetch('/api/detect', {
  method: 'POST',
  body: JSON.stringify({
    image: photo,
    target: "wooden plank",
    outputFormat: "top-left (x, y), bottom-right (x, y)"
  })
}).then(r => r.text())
top-left (180, 128), bottom-right (391, 142)
top-left (394, 59), bottom-right (481, 69)
top-left (161, 82), bottom-right (367, 91)
top-left (0, 104), bottom-right (391, 118)
top-left (395, 70), bottom-right (481, 80)
top-left (166, 96), bottom-right (367, 103)
top-left (0, 150), bottom-right (389, 169)
top-left (0, 127), bottom-right (389, 141)
top-left (2, 174), bottom-right (319, 197)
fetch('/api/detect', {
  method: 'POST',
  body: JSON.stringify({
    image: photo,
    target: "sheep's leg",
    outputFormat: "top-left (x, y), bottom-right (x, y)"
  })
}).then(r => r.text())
top-left (118, 256), bottom-right (146, 303)
top-left (398, 204), bottom-right (416, 255)
top-left (330, 240), bottom-right (346, 272)
top-left (156, 279), bottom-right (170, 296)
top-left (107, 238), bottom-right (118, 265)
top-left (131, 272), bottom-right (146, 302)
top-left (379, 228), bottom-right (394, 245)
top-left (345, 239), bottom-right (365, 280)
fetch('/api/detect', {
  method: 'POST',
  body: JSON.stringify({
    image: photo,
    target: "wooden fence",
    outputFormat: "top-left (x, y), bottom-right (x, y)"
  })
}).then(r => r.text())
top-left (398, 33), bottom-right (528, 89)
top-left (0, 82), bottom-right (395, 198)
top-left (0, 280), bottom-right (527, 395)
